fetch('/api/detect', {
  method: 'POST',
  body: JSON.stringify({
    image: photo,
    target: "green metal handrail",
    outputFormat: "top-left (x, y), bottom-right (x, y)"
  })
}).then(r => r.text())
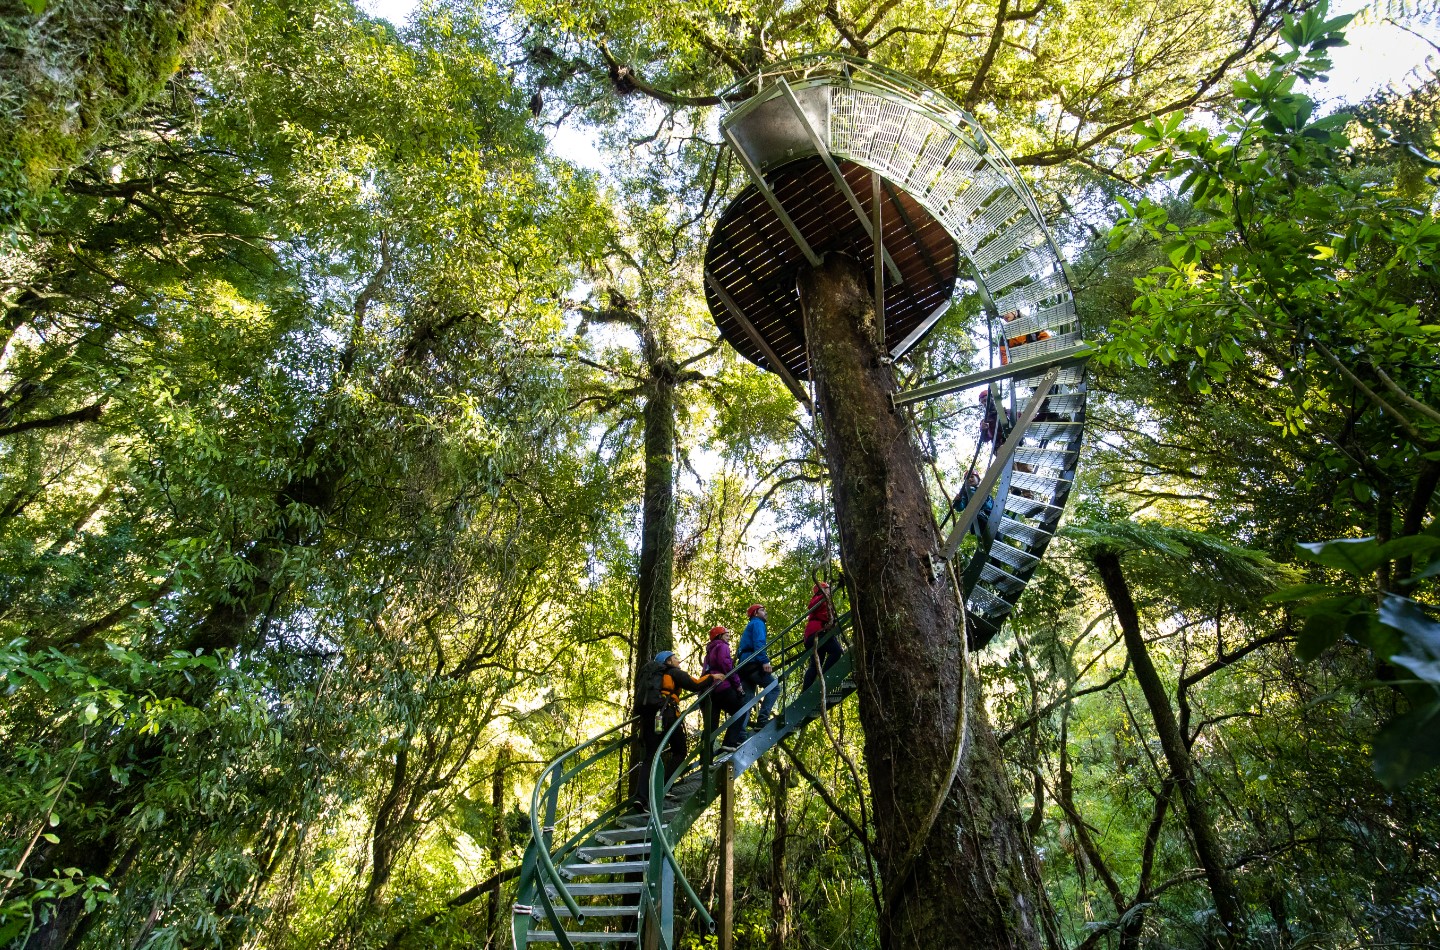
top-left (524, 714), bottom-right (637, 937)
top-left (516, 588), bottom-right (853, 950)
top-left (643, 596), bottom-right (852, 937)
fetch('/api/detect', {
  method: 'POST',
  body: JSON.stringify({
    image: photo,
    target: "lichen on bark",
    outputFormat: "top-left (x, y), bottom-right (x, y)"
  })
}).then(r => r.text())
top-left (799, 254), bottom-right (1050, 950)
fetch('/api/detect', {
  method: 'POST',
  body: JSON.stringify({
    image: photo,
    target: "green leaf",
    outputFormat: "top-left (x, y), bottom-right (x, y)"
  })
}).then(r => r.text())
top-left (1296, 537), bottom-right (1383, 575)
top-left (1297, 611), bottom-right (1344, 662)
top-left (1378, 596), bottom-right (1440, 685)
top-left (1372, 699), bottom-right (1440, 790)
top-left (1377, 535), bottom-right (1440, 563)
top-left (1264, 582), bottom-right (1336, 603)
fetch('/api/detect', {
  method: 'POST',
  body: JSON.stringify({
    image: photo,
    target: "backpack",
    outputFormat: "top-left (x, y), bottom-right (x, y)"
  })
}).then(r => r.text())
top-left (637, 660), bottom-right (667, 709)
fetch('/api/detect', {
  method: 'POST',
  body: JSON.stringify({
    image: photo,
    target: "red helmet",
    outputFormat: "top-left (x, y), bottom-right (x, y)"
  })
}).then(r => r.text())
top-left (709, 625), bottom-right (729, 640)
top-left (978, 390), bottom-right (990, 403)
top-left (747, 603), bottom-right (764, 618)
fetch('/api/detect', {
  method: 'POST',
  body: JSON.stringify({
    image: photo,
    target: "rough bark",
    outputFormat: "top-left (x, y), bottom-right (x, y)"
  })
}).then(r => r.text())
top-left (1091, 549), bottom-right (1245, 936)
top-left (628, 340), bottom-right (682, 804)
top-left (636, 362), bottom-right (677, 664)
top-left (485, 749), bottom-right (510, 947)
top-left (798, 256), bottom-right (1045, 950)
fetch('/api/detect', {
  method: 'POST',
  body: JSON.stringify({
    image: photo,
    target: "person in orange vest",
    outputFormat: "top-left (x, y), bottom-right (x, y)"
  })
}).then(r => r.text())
top-left (998, 309), bottom-right (1050, 365)
top-left (634, 651), bottom-right (714, 809)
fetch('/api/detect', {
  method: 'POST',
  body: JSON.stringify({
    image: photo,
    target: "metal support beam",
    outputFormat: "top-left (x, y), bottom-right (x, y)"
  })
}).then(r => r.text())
top-left (873, 171), bottom-right (885, 347)
top-left (890, 299), bottom-right (951, 360)
top-left (892, 343), bottom-right (1091, 407)
top-left (720, 125), bottom-right (822, 268)
top-left (705, 270), bottom-right (814, 413)
top-left (774, 81), bottom-right (903, 285)
top-left (940, 366), bottom-right (1061, 561)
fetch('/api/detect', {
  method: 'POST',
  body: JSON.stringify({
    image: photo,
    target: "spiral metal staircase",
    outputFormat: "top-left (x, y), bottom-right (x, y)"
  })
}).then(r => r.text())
top-left (511, 55), bottom-right (1088, 949)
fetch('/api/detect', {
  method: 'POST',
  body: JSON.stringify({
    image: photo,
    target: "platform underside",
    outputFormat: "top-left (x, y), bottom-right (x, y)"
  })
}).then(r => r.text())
top-left (703, 156), bottom-right (960, 382)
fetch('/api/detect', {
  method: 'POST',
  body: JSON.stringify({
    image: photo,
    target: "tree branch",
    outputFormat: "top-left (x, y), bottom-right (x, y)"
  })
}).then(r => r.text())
top-left (0, 400), bottom-right (107, 440)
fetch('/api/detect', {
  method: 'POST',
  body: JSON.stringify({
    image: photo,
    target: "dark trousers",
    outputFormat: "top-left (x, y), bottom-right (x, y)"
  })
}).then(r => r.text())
top-left (802, 634), bottom-right (844, 691)
top-left (705, 687), bottom-right (747, 747)
top-left (637, 704), bottom-right (685, 805)
top-left (741, 666), bottom-right (778, 724)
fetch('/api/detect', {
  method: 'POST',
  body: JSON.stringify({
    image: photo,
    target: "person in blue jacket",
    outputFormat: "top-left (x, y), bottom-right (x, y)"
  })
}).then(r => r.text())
top-left (954, 469), bottom-right (993, 537)
top-left (737, 603), bottom-right (778, 728)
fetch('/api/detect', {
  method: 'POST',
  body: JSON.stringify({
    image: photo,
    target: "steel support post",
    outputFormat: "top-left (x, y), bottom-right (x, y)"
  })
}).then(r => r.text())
top-left (705, 270), bottom-right (814, 412)
top-left (873, 170), bottom-right (885, 347)
top-left (892, 343), bottom-right (1091, 407)
top-left (720, 126), bottom-right (822, 268)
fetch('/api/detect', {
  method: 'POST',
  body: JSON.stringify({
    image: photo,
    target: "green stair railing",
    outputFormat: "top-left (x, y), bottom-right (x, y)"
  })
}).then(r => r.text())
top-left (635, 606), bottom-right (855, 948)
top-left (513, 591), bottom-right (855, 950)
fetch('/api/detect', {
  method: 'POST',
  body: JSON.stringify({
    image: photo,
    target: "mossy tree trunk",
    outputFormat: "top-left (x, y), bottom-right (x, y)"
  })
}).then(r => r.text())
top-left (637, 358), bottom-right (678, 667)
top-left (798, 256), bottom-right (1046, 950)
top-left (1091, 548), bottom-right (1245, 937)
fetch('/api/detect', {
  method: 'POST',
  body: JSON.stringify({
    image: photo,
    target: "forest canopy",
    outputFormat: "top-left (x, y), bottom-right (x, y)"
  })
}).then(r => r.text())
top-left (1, 0), bottom-right (1438, 948)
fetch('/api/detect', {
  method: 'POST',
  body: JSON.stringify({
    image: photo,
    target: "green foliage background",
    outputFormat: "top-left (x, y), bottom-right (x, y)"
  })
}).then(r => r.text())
top-left (0, 0), bottom-right (1438, 947)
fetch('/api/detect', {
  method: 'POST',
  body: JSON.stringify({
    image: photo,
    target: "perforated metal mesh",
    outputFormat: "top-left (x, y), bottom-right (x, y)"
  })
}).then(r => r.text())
top-left (704, 61), bottom-right (1089, 645)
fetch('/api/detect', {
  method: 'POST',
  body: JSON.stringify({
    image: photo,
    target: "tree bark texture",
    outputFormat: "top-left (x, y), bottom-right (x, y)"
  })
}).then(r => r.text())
top-left (799, 256), bottom-right (1045, 950)
top-left (637, 365), bottom-right (677, 664)
top-left (1091, 549), bottom-right (1245, 936)
top-left (628, 358), bottom-right (679, 803)
top-left (486, 749), bottom-right (510, 947)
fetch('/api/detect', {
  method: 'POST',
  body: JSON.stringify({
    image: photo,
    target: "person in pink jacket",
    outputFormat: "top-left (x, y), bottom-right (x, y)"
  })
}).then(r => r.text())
top-left (702, 625), bottom-right (747, 750)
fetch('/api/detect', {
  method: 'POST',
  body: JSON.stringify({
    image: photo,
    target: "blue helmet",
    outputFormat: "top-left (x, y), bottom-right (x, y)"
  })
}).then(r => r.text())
top-left (654, 651), bottom-right (675, 664)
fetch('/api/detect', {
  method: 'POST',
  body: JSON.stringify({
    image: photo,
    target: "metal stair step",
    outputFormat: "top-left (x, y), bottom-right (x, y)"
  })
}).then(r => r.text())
top-left (1012, 446), bottom-right (1077, 470)
top-left (546, 883), bottom-right (644, 897)
top-left (988, 540), bottom-right (1039, 572)
top-left (1023, 392), bottom-right (1085, 415)
top-left (542, 904), bottom-right (641, 918)
top-left (998, 517), bottom-right (1053, 547)
top-left (578, 843), bottom-right (651, 860)
top-left (1006, 330), bottom-right (1084, 363)
top-left (528, 931), bottom-right (638, 944)
top-left (1014, 365), bottom-right (1086, 389)
top-left (968, 584), bottom-right (1014, 615)
top-left (594, 826), bottom-right (653, 844)
top-left (1003, 494), bottom-right (1062, 519)
top-left (1020, 420), bottom-right (1083, 442)
top-left (1010, 471), bottom-right (1071, 492)
top-left (618, 808), bottom-right (676, 828)
top-left (980, 561), bottom-right (1027, 592)
top-left (561, 861), bottom-right (650, 877)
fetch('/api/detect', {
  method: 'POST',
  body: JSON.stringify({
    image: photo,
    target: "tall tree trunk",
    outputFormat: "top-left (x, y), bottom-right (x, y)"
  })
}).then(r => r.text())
top-left (1091, 549), bottom-right (1245, 937)
top-left (798, 256), bottom-right (1045, 950)
top-left (761, 761), bottom-right (792, 950)
top-left (629, 359), bottom-right (678, 803)
top-left (486, 749), bottom-right (511, 948)
top-left (636, 365), bottom-right (677, 663)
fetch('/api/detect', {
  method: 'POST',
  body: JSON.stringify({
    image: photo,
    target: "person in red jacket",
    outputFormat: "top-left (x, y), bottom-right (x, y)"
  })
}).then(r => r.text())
top-left (802, 582), bottom-right (843, 691)
top-left (702, 625), bottom-right (747, 750)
